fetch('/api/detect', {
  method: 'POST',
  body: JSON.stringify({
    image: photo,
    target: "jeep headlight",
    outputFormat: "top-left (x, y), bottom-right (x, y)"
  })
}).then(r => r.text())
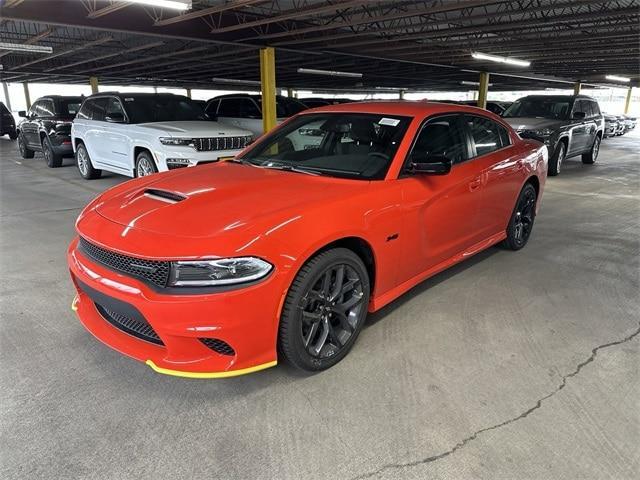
top-left (159, 137), bottom-right (194, 147)
top-left (531, 128), bottom-right (554, 138)
top-left (168, 257), bottom-right (272, 287)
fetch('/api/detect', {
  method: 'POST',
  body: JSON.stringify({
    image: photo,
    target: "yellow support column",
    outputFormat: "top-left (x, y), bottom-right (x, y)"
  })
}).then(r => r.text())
top-left (477, 72), bottom-right (489, 110)
top-left (23, 82), bottom-right (31, 109)
top-left (624, 87), bottom-right (633, 114)
top-left (260, 47), bottom-right (277, 134)
top-left (573, 82), bottom-right (582, 95)
top-left (186, 88), bottom-right (192, 98)
top-left (89, 76), bottom-right (99, 94)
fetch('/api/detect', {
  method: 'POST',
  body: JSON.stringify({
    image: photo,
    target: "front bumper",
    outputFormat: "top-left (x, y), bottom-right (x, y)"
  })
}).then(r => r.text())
top-left (68, 236), bottom-right (283, 378)
top-left (155, 148), bottom-right (244, 172)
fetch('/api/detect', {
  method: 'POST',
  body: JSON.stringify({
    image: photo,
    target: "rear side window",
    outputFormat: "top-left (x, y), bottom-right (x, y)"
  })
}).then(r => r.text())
top-left (409, 115), bottom-right (468, 165)
top-left (77, 98), bottom-right (109, 121)
top-left (465, 115), bottom-right (508, 157)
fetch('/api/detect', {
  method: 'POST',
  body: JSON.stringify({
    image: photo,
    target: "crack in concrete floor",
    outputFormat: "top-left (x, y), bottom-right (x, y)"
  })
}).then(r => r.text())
top-left (351, 322), bottom-right (640, 480)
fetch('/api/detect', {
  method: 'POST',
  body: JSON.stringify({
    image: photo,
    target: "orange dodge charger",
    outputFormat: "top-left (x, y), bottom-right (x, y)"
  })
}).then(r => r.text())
top-left (68, 102), bottom-right (547, 377)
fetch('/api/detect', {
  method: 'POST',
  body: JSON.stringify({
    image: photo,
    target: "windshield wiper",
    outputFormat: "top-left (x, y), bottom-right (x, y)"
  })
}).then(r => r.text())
top-left (260, 163), bottom-right (321, 176)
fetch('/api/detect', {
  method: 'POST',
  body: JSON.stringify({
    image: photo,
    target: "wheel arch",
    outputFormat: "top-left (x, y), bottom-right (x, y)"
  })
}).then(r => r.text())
top-left (525, 175), bottom-right (540, 197)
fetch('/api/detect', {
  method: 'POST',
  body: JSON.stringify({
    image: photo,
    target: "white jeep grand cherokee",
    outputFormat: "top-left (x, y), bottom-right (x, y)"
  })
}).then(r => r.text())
top-left (71, 93), bottom-right (253, 179)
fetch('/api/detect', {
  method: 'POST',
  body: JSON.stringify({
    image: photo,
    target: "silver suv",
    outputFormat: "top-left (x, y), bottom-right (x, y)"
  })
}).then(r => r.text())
top-left (503, 95), bottom-right (603, 176)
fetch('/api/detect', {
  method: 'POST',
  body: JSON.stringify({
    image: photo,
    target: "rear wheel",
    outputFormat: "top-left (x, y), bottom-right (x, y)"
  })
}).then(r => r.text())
top-left (548, 141), bottom-right (565, 176)
top-left (503, 183), bottom-right (537, 251)
top-left (42, 136), bottom-right (63, 168)
top-left (278, 248), bottom-right (370, 372)
top-left (582, 135), bottom-right (601, 164)
top-left (135, 151), bottom-right (157, 177)
top-left (76, 143), bottom-right (101, 179)
top-left (17, 132), bottom-right (34, 159)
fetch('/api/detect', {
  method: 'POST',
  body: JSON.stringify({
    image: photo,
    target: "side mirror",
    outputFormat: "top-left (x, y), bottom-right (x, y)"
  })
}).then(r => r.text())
top-left (18, 111), bottom-right (26, 118)
top-left (573, 111), bottom-right (586, 120)
top-left (105, 113), bottom-right (125, 123)
top-left (410, 155), bottom-right (453, 175)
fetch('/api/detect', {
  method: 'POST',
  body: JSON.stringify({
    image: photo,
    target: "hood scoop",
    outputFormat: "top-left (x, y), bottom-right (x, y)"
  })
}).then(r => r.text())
top-left (143, 188), bottom-right (187, 204)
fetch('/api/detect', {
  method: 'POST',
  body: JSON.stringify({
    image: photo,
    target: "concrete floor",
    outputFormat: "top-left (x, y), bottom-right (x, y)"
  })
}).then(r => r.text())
top-left (1, 132), bottom-right (638, 480)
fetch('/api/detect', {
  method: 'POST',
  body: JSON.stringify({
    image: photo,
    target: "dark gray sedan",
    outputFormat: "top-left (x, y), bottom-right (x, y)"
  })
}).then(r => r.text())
top-left (503, 95), bottom-right (603, 176)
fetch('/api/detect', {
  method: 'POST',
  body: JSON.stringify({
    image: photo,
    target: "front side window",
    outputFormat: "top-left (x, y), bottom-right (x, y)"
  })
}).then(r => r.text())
top-left (105, 98), bottom-right (126, 121)
top-left (465, 115), bottom-right (507, 157)
top-left (38, 100), bottom-right (55, 117)
top-left (240, 113), bottom-right (411, 180)
top-left (590, 101), bottom-right (601, 117)
top-left (503, 97), bottom-right (571, 120)
top-left (408, 115), bottom-right (467, 165)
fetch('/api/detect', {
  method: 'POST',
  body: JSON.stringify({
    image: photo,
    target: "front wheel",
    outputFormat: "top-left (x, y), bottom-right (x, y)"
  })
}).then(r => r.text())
top-left (8, 130), bottom-right (17, 140)
top-left (582, 135), bottom-right (601, 164)
top-left (135, 151), bottom-right (158, 177)
top-left (548, 141), bottom-right (565, 177)
top-left (503, 183), bottom-right (537, 251)
top-left (278, 248), bottom-right (370, 372)
top-left (17, 132), bottom-right (34, 159)
top-left (76, 143), bottom-right (101, 179)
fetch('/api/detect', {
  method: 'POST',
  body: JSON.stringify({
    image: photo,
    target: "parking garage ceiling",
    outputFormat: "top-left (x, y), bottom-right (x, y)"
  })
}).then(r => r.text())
top-left (1, 0), bottom-right (638, 91)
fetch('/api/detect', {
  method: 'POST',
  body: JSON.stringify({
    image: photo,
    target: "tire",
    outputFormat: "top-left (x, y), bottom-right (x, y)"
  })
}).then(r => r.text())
top-left (503, 183), bottom-right (537, 251)
top-left (548, 141), bottom-right (565, 177)
top-left (582, 135), bottom-right (601, 164)
top-left (42, 136), bottom-right (63, 168)
top-left (135, 151), bottom-right (158, 177)
top-left (278, 248), bottom-right (371, 372)
top-left (8, 130), bottom-right (17, 140)
top-left (17, 132), bottom-right (35, 159)
top-left (76, 142), bottom-right (101, 179)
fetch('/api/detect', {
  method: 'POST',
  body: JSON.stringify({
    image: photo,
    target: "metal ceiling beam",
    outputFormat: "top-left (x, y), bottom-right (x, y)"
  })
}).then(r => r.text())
top-left (11, 35), bottom-right (112, 69)
top-left (4, 0), bottom-right (26, 7)
top-left (210, 0), bottom-right (385, 34)
top-left (48, 40), bottom-right (164, 71)
top-left (87, 1), bottom-right (130, 19)
top-left (0, 27), bottom-right (53, 59)
top-left (154, 0), bottom-right (266, 27)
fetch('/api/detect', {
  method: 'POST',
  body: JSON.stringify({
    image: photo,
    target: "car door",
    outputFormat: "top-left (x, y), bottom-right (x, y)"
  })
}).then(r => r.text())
top-left (464, 114), bottom-right (523, 239)
top-left (23, 101), bottom-right (41, 147)
top-left (568, 99), bottom-right (589, 155)
top-left (100, 97), bottom-right (131, 172)
top-left (584, 100), bottom-right (600, 149)
top-left (82, 97), bottom-right (109, 166)
top-left (397, 114), bottom-right (485, 282)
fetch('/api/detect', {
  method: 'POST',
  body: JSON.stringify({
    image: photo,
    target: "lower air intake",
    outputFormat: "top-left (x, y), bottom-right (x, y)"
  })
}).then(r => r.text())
top-left (199, 338), bottom-right (235, 356)
top-left (95, 303), bottom-right (164, 346)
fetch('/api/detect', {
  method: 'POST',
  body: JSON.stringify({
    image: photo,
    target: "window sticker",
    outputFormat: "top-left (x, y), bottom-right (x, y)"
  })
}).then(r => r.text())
top-left (379, 117), bottom-right (400, 126)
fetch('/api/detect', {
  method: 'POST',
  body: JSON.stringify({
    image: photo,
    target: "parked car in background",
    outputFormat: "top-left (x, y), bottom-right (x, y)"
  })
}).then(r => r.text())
top-left (16, 95), bottom-right (83, 167)
top-left (622, 114), bottom-right (636, 133)
top-left (205, 94), bottom-right (307, 136)
top-left (1, 102), bottom-right (17, 139)
top-left (613, 115), bottom-right (627, 135)
top-left (299, 97), bottom-right (352, 108)
top-left (503, 95), bottom-right (603, 176)
top-left (459, 100), bottom-right (512, 116)
top-left (71, 93), bottom-right (253, 179)
top-left (603, 114), bottom-right (619, 138)
top-left (68, 101), bottom-right (547, 376)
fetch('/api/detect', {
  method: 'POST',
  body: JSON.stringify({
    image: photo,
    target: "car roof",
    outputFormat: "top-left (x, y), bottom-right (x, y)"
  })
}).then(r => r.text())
top-left (297, 100), bottom-right (504, 119)
top-left (86, 92), bottom-right (189, 100)
top-left (516, 94), bottom-right (597, 101)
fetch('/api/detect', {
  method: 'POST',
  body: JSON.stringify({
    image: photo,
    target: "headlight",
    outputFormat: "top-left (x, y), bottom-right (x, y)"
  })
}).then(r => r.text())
top-left (159, 137), bottom-right (194, 147)
top-left (168, 257), bottom-right (272, 287)
top-left (532, 128), bottom-right (554, 137)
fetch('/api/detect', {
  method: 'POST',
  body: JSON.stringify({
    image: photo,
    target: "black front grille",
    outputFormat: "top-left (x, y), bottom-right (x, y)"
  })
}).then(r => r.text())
top-left (95, 303), bottom-right (164, 345)
top-left (78, 237), bottom-right (170, 288)
top-left (193, 136), bottom-right (252, 152)
top-left (199, 338), bottom-right (235, 356)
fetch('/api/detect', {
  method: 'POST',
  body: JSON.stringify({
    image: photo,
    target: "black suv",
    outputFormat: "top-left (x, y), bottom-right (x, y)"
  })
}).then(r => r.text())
top-left (503, 95), bottom-right (604, 176)
top-left (16, 95), bottom-right (83, 167)
top-left (1, 102), bottom-right (17, 139)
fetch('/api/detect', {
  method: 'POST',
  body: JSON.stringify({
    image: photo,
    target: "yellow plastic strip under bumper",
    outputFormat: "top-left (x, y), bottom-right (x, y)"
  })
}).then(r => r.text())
top-left (146, 359), bottom-right (277, 379)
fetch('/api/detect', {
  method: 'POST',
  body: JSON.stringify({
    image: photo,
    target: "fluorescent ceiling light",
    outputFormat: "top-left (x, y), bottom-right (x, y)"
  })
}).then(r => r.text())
top-left (212, 77), bottom-right (261, 86)
top-left (471, 51), bottom-right (530, 67)
top-left (122, 0), bottom-right (191, 10)
top-left (0, 42), bottom-right (53, 54)
top-left (297, 68), bottom-right (363, 78)
top-left (460, 80), bottom-right (493, 87)
top-left (605, 74), bottom-right (630, 83)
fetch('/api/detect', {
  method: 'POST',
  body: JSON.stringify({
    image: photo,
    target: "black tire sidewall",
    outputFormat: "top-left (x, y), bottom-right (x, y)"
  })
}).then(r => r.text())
top-left (504, 183), bottom-right (537, 251)
top-left (279, 248), bottom-right (371, 372)
top-left (548, 142), bottom-right (564, 176)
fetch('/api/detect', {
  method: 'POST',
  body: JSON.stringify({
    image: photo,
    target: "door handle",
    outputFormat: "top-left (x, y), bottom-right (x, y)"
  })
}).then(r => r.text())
top-left (469, 178), bottom-right (482, 192)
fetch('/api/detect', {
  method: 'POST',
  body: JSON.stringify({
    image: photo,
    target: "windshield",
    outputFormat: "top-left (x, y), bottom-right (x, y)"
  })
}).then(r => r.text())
top-left (123, 96), bottom-right (208, 123)
top-left (239, 112), bottom-right (411, 180)
top-left (503, 98), bottom-right (571, 120)
top-left (58, 98), bottom-right (83, 116)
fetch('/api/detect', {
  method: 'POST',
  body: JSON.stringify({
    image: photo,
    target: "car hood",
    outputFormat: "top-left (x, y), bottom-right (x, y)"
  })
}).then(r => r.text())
top-left (137, 121), bottom-right (252, 137)
top-left (503, 117), bottom-right (564, 130)
top-left (93, 162), bottom-right (367, 239)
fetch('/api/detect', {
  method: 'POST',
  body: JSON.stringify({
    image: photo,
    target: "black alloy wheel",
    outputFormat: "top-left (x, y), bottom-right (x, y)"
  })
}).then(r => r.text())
top-left (18, 132), bottom-right (34, 159)
top-left (279, 248), bottom-right (370, 372)
top-left (504, 183), bottom-right (537, 250)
